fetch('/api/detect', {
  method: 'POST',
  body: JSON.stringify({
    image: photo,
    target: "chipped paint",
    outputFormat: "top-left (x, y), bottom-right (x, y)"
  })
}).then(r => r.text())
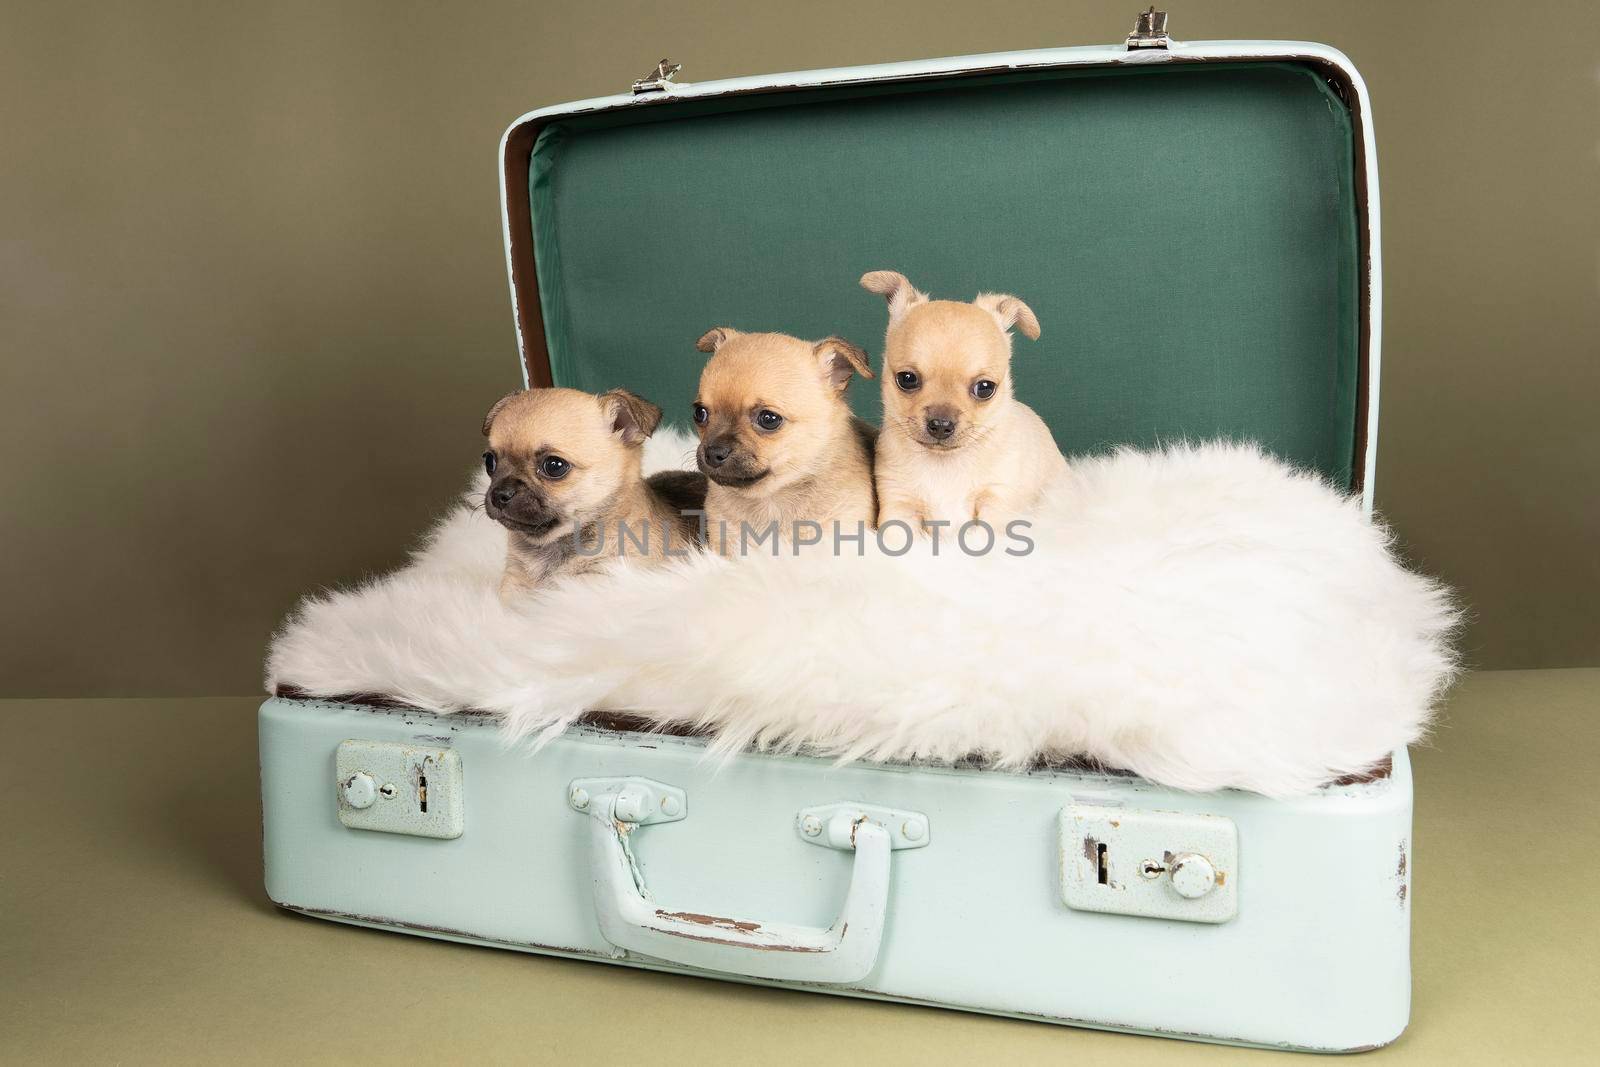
top-left (574, 787), bottom-right (891, 980)
top-left (656, 910), bottom-right (762, 933)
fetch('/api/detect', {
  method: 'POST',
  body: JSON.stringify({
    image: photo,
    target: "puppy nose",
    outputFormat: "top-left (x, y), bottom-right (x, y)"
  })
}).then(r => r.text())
top-left (490, 481), bottom-right (520, 507)
top-left (925, 416), bottom-right (956, 440)
top-left (703, 443), bottom-right (732, 468)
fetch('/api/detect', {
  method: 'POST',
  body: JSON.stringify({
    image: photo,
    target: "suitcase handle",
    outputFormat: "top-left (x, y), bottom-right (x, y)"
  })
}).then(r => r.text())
top-left (582, 790), bottom-right (893, 983)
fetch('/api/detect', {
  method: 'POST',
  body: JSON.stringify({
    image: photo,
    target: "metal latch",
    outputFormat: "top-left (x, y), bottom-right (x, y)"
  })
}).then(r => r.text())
top-left (336, 739), bottom-right (464, 839)
top-left (631, 59), bottom-right (682, 95)
top-left (1059, 802), bottom-right (1237, 923)
top-left (1126, 6), bottom-right (1171, 50)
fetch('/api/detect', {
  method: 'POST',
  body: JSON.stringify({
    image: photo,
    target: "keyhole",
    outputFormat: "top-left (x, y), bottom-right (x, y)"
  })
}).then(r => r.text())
top-left (1096, 842), bottom-right (1110, 885)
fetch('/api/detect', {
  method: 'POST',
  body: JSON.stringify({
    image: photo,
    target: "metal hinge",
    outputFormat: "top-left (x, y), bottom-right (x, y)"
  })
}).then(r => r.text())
top-left (568, 777), bottom-right (687, 826)
top-left (795, 802), bottom-right (931, 852)
top-left (1126, 6), bottom-right (1171, 50)
top-left (631, 59), bottom-right (682, 95)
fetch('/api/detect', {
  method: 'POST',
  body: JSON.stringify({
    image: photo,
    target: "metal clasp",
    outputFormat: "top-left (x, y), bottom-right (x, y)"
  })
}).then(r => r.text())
top-left (631, 59), bottom-right (682, 95)
top-left (795, 802), bottom-right (931, 852)
top-left (1126, 6), bottom-right (1170, 50)
top-left (569, 777), bottom-right (687, 826)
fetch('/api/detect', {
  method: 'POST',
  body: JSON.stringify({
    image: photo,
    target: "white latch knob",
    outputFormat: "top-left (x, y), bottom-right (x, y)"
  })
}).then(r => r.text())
top-left (341, 772), bottom-right (378, 809)
top-left (1168, 853), bottom-right (1218, 899)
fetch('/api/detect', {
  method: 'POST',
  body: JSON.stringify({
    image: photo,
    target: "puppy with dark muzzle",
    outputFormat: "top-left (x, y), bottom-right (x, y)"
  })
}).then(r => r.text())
top-left (482, 387), bottom-right (706, 600)
top-left (861, 270), bottom-right (1066, 534)
top-left (691, 328), bottom-right (877, 555)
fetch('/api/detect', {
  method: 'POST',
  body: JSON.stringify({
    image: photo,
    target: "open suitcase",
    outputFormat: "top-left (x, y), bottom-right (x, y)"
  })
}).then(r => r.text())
top-left (261, 12), bottom-right (1411, 1053)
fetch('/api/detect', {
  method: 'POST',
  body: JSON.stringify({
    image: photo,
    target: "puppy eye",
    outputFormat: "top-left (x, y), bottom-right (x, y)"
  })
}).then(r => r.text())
top-left (538, 455), bottom-right (570, 480)
top-left (483, 451), bottom-right (496, 475)
top-left (754, 409), bottom-right (784, 432)
top-left (972, 379), bottom-right (997, 401)
top-left (894, 370), bottom-right (921, 393)
top-left (693, 404), bottom-right (709, 425)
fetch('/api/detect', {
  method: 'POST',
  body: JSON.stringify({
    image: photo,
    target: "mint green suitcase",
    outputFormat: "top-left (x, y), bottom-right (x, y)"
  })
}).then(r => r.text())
top-left (262, 14), bottom-right (1409, 1052)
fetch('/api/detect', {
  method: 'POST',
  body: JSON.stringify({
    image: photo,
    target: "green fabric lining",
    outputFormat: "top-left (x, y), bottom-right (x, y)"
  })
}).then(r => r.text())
top-left (529, 61), bottom-right (1360, 487)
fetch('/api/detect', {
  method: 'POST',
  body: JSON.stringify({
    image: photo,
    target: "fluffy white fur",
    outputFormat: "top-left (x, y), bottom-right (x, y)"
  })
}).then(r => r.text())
top-left (267, 431), bottom-right (1458, 797)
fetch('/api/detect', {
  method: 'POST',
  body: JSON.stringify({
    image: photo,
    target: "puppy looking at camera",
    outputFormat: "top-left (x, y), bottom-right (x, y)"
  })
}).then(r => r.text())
top-left (691, 328), bottom-right (877, 555)
top-left (482, 387), bottom-right (705, 600)
top-left (861, 270), bottom-right (1066, 534)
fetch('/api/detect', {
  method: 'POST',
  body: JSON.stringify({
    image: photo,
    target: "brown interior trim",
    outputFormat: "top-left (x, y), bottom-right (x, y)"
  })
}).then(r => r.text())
top-left (1332, 755), bottom-right (1393, 786)
top-left (502, 121), bottom-right (553, 388)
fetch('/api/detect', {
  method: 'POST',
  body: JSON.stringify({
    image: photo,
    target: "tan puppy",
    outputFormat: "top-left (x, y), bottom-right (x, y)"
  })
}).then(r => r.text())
top-left (482, 387), bottom-right (705, 599)
top-left (691, 328), bottom-right (877, 555)
top-left (861, 270), bottom-right (1066, 534)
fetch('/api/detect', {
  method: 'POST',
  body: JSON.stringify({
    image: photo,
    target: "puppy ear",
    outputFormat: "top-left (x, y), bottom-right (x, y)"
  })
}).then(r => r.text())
top-left (813, 336), bottom-right (874, 392)
top-left (599, 389), bottom-right (662, 447)
top-left (482, 390), bottom-right (522, 436)
top-left (695, 326), bottom-right (738, 353)
top-left (975, 293), bottom-right (1042, 341)
top-left (860, 270), bottom-right (928, 322)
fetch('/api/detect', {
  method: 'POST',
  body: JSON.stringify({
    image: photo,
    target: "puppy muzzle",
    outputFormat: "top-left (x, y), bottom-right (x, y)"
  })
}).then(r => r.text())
top-left (914, 407), bottom-right (964, 449)
top-left (698, 439), bottom-right (770, 488)
top-left (484, 478), bottom-right (562, 536)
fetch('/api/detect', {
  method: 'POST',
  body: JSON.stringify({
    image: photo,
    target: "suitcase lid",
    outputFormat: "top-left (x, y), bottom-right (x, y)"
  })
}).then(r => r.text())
top-left (499, 16), bottom-right (1380, 502)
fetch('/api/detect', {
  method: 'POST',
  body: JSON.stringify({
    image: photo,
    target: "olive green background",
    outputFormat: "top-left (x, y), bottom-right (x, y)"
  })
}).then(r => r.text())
top-left (2, 0), bottom-right (1597, 697)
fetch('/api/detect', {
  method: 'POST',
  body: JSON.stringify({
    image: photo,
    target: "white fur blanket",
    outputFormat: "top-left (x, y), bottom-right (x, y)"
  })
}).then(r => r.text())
top-left (267, 433), bottom-right (1458, 797)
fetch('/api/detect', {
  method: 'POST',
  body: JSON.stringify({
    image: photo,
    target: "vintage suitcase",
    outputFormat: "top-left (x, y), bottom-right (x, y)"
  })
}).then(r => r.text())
top-left (261, 14), bottom-right (1409, 1052)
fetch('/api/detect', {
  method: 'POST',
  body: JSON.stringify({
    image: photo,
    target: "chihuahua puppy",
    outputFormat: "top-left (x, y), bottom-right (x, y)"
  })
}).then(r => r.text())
top-left (861, 270), bottom-right (1065, 533)
top-left (482, 387), bottom-right (705, 599)
top-left (691, 328), bottom-right (877, 555)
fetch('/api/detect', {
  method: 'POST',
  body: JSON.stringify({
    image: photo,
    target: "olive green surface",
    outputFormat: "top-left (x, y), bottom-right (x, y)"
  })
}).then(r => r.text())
top-left (531, 63), bottom-right (1360, 485)
top-left (3, 669), bottom-right (1594, 1063)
